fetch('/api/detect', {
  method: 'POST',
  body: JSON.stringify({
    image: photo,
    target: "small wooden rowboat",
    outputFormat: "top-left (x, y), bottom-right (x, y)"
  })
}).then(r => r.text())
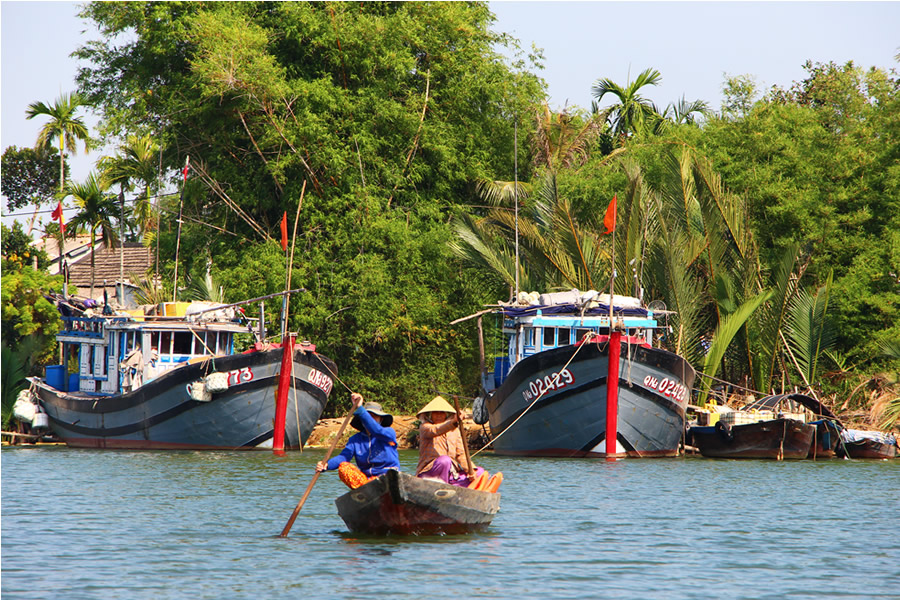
top-left (334, 469), bottom-right (500, 535)
top-left (837, 429), bottom-right (899, 459)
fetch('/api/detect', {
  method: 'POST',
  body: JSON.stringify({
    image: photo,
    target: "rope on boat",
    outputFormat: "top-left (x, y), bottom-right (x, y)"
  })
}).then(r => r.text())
top-left (312, 350), bottom-right (356, 397)
top-left (470, 331), bottom-right (594, 459)
top-left (692, 371), bottom-right (767, 399)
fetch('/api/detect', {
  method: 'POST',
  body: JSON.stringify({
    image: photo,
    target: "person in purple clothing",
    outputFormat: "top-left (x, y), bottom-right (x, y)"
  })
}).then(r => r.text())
top-left (315, 393), bottom-right (400, 486)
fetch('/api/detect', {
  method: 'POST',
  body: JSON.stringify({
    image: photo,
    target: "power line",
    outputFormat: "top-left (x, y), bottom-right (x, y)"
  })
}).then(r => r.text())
top-left (2, 191), bottom-right (180, 219)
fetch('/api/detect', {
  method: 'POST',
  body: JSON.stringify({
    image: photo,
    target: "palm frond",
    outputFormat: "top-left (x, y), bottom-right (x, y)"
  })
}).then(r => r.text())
top-left (697, 290), bottom-right (772, 405)
top-left (752, 243), bottom-right (803, 391)
top-left (785, 271), bottom-right (835, 384)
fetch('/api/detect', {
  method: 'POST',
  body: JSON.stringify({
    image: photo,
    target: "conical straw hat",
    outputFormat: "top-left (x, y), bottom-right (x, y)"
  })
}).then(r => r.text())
top-left (416, 395), bottom-right (456, 417)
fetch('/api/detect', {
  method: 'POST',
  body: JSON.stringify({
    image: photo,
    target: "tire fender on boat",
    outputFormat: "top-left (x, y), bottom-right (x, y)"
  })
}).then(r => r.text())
top-left (716, 420), bottom-right (734, 442)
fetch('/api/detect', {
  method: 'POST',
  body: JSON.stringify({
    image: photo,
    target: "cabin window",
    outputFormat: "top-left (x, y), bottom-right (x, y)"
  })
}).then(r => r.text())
top-left (160, 332), bottom-right (172, 355)
top-left (192, 331), bottom-right (208, 354)
top-left (99, 343), bottom-right (108, 376)
top-left (558, 328), bottom-right (571, 345)
top-left (172, 332), bottom-right (192, 355)
top-left (524, 327), bottom-right (535, 347)
top-left (576, 328), bottom-right (592, 341)
top-left (217, 333), bottom-right (230, 355)
top-left (543, 327), bottom-right (556, 348)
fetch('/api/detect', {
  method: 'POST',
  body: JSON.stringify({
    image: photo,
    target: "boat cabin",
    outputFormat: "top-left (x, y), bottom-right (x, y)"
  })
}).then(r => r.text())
top-left (52, 302), bottom-right (251, 395)
top-left (485, 291), bottom-right (660, 391)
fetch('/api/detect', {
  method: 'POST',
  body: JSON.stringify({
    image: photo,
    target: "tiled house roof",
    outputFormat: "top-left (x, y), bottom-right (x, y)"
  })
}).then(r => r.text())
top-left (67, 243), bottom-right (154, 295)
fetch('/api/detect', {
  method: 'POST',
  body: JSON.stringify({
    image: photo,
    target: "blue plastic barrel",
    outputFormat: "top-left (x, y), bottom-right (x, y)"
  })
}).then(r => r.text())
top-left (68, 373), bottom-right (80, 392)
top-left (494, 356), bottom-right (510, 388)
top-left (45, 365), bottom-right (66, 390)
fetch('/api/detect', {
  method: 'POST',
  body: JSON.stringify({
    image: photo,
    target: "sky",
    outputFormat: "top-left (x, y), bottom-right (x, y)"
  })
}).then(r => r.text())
top-left (2, 0), bottom-right (899, 233)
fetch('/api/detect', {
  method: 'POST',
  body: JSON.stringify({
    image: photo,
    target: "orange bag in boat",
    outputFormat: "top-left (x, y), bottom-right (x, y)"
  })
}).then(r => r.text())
top-left (338, 461), bottom-right (373, 489)
top-left (484, 472), bottom-right (503, 493)
top-left (467, 471), bottom-right (488, 490)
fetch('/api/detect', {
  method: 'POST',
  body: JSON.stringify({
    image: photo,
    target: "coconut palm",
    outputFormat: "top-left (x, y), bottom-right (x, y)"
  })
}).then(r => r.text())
top-left (25, 93), bottom-right (91, 195)
top-left (656, 97), bottom-right (711, 132)
top-left (66, 173), bottom-right (119, 297)
top-left (532, 104), bottom-right (609, 171)
top-left (98, 134), bottom-right (161, 239)
top-left (452, 175), bottom-right (609, 295)
top-left (591, 68), bottom-right (664, 138)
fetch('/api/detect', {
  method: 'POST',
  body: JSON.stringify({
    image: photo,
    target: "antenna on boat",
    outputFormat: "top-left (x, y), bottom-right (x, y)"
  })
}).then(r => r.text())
top-left (172, 155), bottom-right (190, 302)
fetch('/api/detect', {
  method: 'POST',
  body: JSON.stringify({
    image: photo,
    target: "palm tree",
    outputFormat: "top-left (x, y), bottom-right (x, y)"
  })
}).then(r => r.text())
top-left (98, 134), bottom-right (161, 239)
top-left (591, 68), bottom-right (663, 138)
top-left (25, 93), bottom-right (91, 195)
top-left (66, 173), bottom-right (119, 297)
top-left (532, 104), bottom-right (609, 171)
top-left (659, 97), bottom-right (711, 129)
top-left (26, 93), bottom-right (91, 264)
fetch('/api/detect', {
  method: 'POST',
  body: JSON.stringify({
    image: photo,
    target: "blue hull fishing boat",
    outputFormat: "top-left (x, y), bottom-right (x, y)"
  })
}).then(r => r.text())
top-left (477, 291), bottom-right (695, 458)
top-left (29, 298), bottom-right (337, 450)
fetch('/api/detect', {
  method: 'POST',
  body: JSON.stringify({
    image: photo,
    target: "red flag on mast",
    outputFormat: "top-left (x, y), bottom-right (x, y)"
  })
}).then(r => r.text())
top-left (51, 201), bottom-right (66, 234)
top-left (602, 194), bottom-right (617, 235)
top-left (280, 212), bottom-right (288, 251)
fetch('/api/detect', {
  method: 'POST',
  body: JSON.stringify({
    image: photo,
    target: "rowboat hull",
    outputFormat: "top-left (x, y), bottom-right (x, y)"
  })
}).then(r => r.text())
top-left (485, 341), bottom-right (694, 458)
top-left (690, 418), bottom-right (815, 459)
top-left (32, 348), bottom-right (336, 450)
top-left (335, 470), bottom-right (500, 535)
top-left (837, 430), bottom-right (899, 459)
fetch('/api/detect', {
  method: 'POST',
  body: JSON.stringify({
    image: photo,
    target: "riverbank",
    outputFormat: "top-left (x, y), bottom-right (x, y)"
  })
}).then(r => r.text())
top-left (305, 413), bottom-right (490, 451)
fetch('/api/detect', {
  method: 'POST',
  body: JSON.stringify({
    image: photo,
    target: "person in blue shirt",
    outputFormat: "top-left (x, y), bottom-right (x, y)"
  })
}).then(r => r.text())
top-left (315, 393), bottom-right (400, 486)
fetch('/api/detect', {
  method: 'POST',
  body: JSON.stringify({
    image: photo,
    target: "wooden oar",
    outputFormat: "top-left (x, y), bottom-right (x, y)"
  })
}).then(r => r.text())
top-left (453, 395), bottom-right (475, 478)
top-left (279, 403), bottom-right (355, 537)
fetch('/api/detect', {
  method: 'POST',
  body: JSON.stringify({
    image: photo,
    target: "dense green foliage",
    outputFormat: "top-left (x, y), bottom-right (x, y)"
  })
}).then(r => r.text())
top-left (3, 3), bottom-right (895, 422)
top-left (2, 222), bottom-right (51, 271)
top-left (1, 146), bottom-right (64, 212)
top-left (72, 1), bottom-right (543, 414)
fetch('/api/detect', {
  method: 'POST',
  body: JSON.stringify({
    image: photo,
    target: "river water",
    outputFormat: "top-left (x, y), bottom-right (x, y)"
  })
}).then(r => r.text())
top-left (2, 447), bottom-right (897, 599)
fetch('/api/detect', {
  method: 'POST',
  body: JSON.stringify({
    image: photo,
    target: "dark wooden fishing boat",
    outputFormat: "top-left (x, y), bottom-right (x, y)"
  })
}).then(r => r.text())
top-left (808, 419), bottom-right (843, 459)
top-left (690, 417), bottom-right (815, 459)
top-left (837, 429), bottom-right (899, 459)
top-left (334, 469), bottom-right (500, 535)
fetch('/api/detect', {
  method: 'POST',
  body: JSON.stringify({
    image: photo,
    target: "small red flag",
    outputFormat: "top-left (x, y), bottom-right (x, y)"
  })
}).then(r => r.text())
top-left (602, 194), bottom-right (617, 235)
top-left (280, 212), bottom-right (288, 251)
top-left (51, 201), bottom-right (66, 234)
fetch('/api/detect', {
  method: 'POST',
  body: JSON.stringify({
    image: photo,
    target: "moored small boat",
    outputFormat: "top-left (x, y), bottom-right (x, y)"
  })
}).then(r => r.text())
top-left (837, 429), bottom-right (898, 459)
top-left (334, 469), bottom-right (500, 535)
top-left (690, 417), bottom-right (815, 459)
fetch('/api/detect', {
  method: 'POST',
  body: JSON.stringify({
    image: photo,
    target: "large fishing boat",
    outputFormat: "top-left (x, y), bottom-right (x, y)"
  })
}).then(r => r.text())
top-left (474, 290), bottom-right (695, 458)
top-left (28, 296), bottom-right (337, 450)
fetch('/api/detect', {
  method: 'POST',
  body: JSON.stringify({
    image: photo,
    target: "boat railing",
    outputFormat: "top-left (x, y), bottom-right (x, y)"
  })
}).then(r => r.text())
top-left (59, 316), bottom-right (119, 339)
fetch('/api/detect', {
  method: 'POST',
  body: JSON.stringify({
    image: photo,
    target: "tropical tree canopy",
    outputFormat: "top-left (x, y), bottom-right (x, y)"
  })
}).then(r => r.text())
top-left (3, 2), bottom-right (891, 419)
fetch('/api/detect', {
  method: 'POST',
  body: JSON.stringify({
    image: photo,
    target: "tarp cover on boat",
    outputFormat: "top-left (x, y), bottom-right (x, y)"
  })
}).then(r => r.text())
top-left (840, 429), bottom-right (897, 446)
top-left (501, 303), bottom-right (649, 319)
top-left (745, 393), bottom-right (838, 420)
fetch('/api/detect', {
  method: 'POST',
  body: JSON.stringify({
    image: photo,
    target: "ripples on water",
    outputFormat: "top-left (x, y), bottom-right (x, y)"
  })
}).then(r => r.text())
top-left (2, 447), bottom-right (898, 599)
